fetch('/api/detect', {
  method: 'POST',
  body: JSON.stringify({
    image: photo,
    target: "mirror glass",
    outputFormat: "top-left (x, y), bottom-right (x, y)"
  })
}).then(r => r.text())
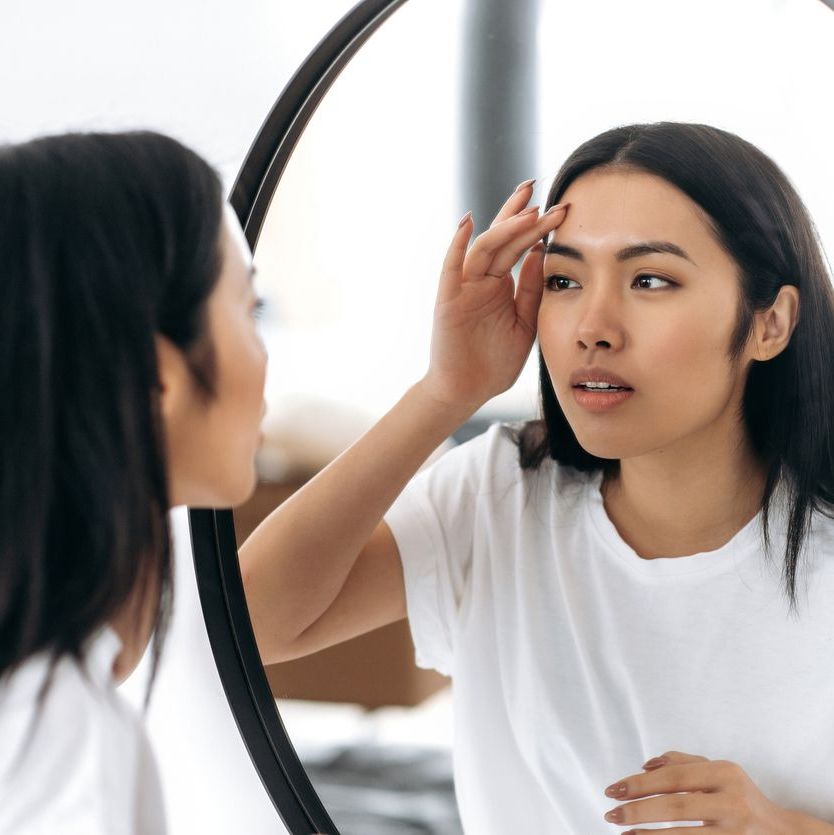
top-left (235, 0), bottom-right (834, 831)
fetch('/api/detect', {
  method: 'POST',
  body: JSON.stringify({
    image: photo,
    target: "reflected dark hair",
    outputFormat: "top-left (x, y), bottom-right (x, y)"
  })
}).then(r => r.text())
top-left (516, 121), bottom-right (834, 610)
top-left (0, 131), bottom-right (224, 699)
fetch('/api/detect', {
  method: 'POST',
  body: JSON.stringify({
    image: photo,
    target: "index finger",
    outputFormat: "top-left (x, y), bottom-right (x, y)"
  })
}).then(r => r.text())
top-left (607, 762), bottom-right (723, 801)
top-left (489, 179), bottom-right (538, 228)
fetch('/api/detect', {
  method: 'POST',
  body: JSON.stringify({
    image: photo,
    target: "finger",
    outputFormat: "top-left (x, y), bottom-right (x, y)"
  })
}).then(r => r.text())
top-left (605, 790), bottom-right (724, 828)
top-left (515, 243), bottom-right (545, 335)
top-left (490, 179), bottom-right (537, 227)
top-left (644, 751), bottom-right (710, 770)
top-left (464, 207), bottom-right (545, 279)
top-left (481, 203), bottom-right (569, 279)
top-left (610, 762), bottom-right (725, 801)
top-left (622, 828), bottom-right (719, 835)
top-left (436, 211), bottom-right (474, 305)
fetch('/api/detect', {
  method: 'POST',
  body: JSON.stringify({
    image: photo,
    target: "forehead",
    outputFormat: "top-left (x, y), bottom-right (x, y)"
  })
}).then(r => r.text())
top-left (222, 204), bottom-right (252, 262)
top-left (550, 168), bottom-right (714, 250)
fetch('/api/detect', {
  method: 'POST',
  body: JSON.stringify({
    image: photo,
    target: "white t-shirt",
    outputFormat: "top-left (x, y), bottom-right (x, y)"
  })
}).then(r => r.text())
top-left (0, 626), bottom-right (167, 835)
top-left (384, 422), bottom-right (834, 833)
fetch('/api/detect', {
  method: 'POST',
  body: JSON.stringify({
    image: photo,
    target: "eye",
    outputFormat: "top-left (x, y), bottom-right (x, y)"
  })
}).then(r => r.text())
top-left (544, 273), bottom-right (675, 292)
top-left (251, 297), bottom-right (266, 319)
top-left (633, 274), bottom-right (674, 290)
top-left (545, 275), bottom-right (579, 291)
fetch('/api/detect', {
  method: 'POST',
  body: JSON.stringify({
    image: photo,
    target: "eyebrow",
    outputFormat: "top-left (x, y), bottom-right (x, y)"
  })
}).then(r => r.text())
top-left (545, 240), bottom-right (697, 266)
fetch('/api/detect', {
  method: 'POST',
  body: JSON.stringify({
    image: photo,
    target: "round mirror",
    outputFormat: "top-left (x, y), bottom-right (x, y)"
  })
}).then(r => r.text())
top-left (193, 0), bottom-right (834, 832)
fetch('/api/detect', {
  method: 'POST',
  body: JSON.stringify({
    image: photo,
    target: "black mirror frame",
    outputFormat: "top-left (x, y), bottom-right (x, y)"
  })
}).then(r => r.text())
top-left (189, 2), bottom-right (408, 833)
top-left (188, 0), bottom-right (834, 832)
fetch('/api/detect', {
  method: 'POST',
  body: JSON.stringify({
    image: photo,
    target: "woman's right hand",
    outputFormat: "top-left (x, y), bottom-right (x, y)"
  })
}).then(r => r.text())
top-left (421, 181), bottom-right (569, 415)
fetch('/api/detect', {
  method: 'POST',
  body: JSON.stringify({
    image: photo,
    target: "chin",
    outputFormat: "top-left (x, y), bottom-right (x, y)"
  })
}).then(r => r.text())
top-left (226, 468), bottom-right (259, 509)
top-left (570, 427), bottom-right (641, 461)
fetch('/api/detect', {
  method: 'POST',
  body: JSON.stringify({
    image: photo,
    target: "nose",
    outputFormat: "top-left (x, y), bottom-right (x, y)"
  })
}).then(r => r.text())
top-left (575, 289), bottom-right (625, 351)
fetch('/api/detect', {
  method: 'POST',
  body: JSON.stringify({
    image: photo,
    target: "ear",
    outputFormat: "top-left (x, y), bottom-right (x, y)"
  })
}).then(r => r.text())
top-left (155, 334), bottom-right (190, 420)
top-left (751, 285), bottom-right (800, 362)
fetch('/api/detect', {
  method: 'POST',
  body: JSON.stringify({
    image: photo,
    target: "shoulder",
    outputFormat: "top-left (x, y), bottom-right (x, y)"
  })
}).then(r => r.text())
top-left (418, 422), bottom-right (521, 494)
top-left (426, 420), bottom-right (593, 500)
top-left (0, 631), bottom-right (150, 834)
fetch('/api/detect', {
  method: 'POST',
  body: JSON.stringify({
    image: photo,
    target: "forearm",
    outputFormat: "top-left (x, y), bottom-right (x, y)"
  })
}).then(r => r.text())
top-left (239, 378), bottom-right (474, 651)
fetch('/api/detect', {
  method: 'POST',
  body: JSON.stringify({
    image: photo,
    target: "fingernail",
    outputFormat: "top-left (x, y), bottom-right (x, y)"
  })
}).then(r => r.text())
top-left (604, 782), bottom-right (627, 798)
top-left (643, 756), bottom-right (667, 769)
top-left (604, 807), bottom-right (624, 823)
top-left (544, 202), bottom-right (569, 216)
top-left (515, 178), bottom-right (536, 192)
top-left (518, 205), bottom-right (540, 217)
top-left (458, 211), bottom-right (472, 228)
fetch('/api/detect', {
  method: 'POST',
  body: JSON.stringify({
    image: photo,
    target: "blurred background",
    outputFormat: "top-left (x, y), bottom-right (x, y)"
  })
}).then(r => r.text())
top-left (4, 1), bottom-right (833, 833)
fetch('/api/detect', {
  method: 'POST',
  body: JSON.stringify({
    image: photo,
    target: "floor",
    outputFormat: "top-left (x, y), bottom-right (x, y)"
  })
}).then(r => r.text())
top-left (279, 687), bottom-right (462, 834)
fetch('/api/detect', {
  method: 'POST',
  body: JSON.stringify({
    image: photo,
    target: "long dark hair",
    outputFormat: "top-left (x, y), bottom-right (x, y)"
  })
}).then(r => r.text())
top-left (517, 122), bottom-right (834, 610)
top-left (0, 131), bottom-right (224, 699)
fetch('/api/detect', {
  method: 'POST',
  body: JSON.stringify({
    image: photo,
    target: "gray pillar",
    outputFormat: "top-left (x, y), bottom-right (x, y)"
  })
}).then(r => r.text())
top-left (460, 0), bottom-right (541, 236)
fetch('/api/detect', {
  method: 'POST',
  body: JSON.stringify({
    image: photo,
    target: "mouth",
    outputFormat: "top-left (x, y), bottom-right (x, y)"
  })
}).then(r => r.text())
top-left (571, 385), bottom-right (634, 412)
top-left (571, 383), bottom-right (633, 393)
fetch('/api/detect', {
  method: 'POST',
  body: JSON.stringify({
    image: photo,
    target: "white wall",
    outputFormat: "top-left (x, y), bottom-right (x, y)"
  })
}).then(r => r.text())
top-left (1, 0), bottom-right (355, 185)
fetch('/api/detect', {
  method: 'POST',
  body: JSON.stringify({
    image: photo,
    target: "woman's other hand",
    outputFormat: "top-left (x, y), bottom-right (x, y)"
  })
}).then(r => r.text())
top-left (420, 181), bottom-right (568, 414)
top-left (602, 750), bottom-right (817, 833)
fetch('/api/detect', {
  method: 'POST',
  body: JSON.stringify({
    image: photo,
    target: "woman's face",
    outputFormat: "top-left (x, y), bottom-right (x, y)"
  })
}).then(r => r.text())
top-left (162, 206), bottom-right (267, 508)
top-left (539, 168), bottom-right (754, 464)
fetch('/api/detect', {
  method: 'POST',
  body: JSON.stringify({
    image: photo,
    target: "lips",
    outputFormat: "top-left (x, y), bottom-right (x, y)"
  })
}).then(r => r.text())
top-left (569, 367), bottom-right (634, 390)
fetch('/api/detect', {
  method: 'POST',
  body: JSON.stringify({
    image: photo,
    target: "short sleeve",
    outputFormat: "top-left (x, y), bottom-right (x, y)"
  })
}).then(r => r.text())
top-left (384, 423), bottom-right (517, 676)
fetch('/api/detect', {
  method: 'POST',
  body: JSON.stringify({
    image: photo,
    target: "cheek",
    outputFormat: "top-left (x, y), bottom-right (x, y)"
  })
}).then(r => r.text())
top-left (220, 320), bottom-right (266, 390)
top-left (537, 302), bottom-right (598, 384)
top-left (637, 310), bottom-right (738, 411)
top-left (537, 305), bottom-right (568, 364)
top-left (666, 289), bottom-right (736, 363)
top-left (238, 335), bottom-right (267, 407)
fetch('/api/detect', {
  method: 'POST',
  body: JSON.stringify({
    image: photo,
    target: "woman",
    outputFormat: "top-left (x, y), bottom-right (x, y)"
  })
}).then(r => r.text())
top-left (0, 131), bottom-right (267, 833)
top-left (241, 122), bottom-right (834, 833)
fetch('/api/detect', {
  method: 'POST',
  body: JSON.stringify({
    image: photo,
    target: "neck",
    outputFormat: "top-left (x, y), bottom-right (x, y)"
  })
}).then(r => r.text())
top-left (601, 418), bottom-right (767, 559)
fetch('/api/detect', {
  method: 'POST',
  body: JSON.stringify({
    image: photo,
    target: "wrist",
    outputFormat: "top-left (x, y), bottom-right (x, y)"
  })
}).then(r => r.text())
top-left (779, 808), bottom-right (834, 834)
top-left (411, 376), bottom-right (482, 428)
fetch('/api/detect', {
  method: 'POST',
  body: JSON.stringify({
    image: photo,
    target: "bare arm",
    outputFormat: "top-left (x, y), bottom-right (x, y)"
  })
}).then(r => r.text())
top-left (240, 187), bottom-right (569, 664)
top-left (240, 381), bottom-right (472, 663)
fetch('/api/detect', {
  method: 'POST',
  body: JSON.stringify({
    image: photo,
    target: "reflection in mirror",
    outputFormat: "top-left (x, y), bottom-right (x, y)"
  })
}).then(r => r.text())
top-left (236, 0), bottom-right (834, 831)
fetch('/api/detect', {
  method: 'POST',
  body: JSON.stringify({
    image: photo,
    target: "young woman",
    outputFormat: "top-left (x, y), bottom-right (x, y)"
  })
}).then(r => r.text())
top-left (241, 122), bottom-right (834, 833)
top-left (0, 131), bottom-right (266, 833)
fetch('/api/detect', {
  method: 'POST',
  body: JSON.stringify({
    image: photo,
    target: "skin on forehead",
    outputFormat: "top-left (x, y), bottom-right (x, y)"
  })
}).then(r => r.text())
top-left (222, 203), bottom-right (256, 285)
top-left (545, 168), bottom-right (723, 271)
